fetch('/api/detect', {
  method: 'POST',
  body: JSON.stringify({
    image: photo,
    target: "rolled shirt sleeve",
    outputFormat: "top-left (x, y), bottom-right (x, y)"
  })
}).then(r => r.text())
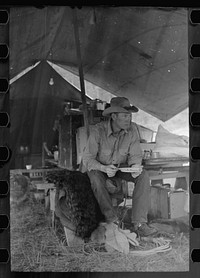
top-left (128, 131), bottom-right (143, 166)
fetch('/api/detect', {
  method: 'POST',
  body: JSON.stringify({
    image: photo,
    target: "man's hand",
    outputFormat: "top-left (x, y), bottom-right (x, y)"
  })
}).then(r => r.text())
top-left (131, 164), bottom-right (143, 178)
top-left (101, 164), bottom-right (118, 177)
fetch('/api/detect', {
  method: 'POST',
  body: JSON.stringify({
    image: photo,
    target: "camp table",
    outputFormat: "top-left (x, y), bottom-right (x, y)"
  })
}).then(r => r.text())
top-left (143, 157), bottom-right (189, 219)
top-left (143, 157), bottom-right (189, 189)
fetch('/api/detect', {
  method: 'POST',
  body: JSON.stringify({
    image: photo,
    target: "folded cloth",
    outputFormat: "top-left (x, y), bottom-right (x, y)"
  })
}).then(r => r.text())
top-left (153, 125), bottom-right (189, 158)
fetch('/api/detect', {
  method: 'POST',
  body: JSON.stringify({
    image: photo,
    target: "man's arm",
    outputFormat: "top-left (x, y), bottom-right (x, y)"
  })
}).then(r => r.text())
top-left (82, 127), bottom-right (118, 177)
top-left (128, 125), bottom-right (143, 166)
top-left (82, 128), bottom-right (104, 171)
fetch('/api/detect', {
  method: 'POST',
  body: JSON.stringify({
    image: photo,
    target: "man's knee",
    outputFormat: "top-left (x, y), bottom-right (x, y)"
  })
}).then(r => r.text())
top-left (136, 169), bottom-right (150, 186)
top-left (87, 170), bottom-right (106, 190)
top-left (88, 170), bottom-right (105, 180)
top-left (140, 169), bottom-right (149, 179)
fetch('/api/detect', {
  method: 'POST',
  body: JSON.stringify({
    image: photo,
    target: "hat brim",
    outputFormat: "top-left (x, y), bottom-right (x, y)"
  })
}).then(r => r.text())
top-left (102, 105), bottom-right (138, 116)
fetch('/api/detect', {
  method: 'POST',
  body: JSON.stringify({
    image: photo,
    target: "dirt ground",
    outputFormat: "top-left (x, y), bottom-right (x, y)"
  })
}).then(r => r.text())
top-left (10, 193), bottom-right (189, 272)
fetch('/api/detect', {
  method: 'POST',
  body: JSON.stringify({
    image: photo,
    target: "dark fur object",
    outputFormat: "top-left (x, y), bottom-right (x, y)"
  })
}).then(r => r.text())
top-left (10, 174), bottom-right (30, 206)
top-left (46, 170), bottom-right (105, 239)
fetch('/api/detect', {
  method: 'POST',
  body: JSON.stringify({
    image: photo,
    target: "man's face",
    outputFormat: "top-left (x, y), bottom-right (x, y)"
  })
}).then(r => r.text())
top-left (112, 112), bottom-right (131, 130)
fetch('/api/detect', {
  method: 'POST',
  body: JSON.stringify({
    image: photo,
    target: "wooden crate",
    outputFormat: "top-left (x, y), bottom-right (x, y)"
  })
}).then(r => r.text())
top-left (149, 185), bottom-right (188, 220)
top-left (58, 114), bottom-right (83, 170)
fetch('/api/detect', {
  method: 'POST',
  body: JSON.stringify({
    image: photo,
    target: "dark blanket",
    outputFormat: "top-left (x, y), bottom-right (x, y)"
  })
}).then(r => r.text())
top-left (46, 170), bottom-right (105, 239)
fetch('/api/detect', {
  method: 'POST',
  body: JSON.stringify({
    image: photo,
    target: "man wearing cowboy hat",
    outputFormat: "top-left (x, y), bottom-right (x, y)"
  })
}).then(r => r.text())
top-left (82, 97), bottom-right (157, 237)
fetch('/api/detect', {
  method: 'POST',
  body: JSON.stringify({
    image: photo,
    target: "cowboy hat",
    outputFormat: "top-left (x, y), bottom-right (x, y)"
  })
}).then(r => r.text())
top-left (102, 97), bottom-right (138, 116)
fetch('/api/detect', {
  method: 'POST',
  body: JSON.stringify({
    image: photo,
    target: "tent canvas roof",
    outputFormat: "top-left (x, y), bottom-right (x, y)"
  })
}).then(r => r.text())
top-left (9, 6), bottom-right (188, 122)
top-left (10, 60), bottom-right (90, 102)
top-left (48, 60), bottom-right (189, 136)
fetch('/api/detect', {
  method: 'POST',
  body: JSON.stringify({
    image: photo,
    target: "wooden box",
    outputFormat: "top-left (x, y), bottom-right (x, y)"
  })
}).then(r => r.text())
top-left (149, 185), bottom-right (188, 220)
top-left (58, 114), bottom-right (83, 170)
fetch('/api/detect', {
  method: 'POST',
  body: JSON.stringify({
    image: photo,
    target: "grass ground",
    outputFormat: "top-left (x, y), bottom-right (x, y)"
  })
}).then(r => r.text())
top-left (10, 196), bottom-right (189, 272)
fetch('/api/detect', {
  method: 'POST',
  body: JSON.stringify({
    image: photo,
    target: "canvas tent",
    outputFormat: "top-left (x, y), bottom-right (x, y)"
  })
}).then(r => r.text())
top-left (9, 6), bottom-right (188, 122)
top-left (5, 6), bottom-right (188, 168)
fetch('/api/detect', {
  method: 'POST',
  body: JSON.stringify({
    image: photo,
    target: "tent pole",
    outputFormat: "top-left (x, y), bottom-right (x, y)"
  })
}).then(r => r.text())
top-left (72, 8), bottom-right (90, 139)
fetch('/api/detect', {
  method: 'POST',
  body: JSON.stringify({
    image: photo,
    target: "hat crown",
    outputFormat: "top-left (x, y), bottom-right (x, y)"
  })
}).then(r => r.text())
top-left (110, 97), bottom-right (131, 108)
top-left (102, 96), bottom-right (138, 116)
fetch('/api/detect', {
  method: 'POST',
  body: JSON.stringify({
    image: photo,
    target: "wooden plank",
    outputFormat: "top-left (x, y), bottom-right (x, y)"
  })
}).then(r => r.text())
top-left (149, 171), bottom-right (189, 180)
top-left (50, 189), bottom-right (56, 211)
top-left (50, 189), bottom-right (56, 228)
top-left (10, 168), bottom-right (62, 174)
top-left (35, 183), bottom-right (55, 190)
top-left (149, 187), bottom-right (170, 220)
top-left (145, 165), bottom-right (189, 172)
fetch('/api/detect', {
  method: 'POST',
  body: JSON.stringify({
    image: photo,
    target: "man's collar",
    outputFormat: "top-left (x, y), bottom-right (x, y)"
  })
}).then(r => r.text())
top-left (107, 119), bottom-right (129, 137)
